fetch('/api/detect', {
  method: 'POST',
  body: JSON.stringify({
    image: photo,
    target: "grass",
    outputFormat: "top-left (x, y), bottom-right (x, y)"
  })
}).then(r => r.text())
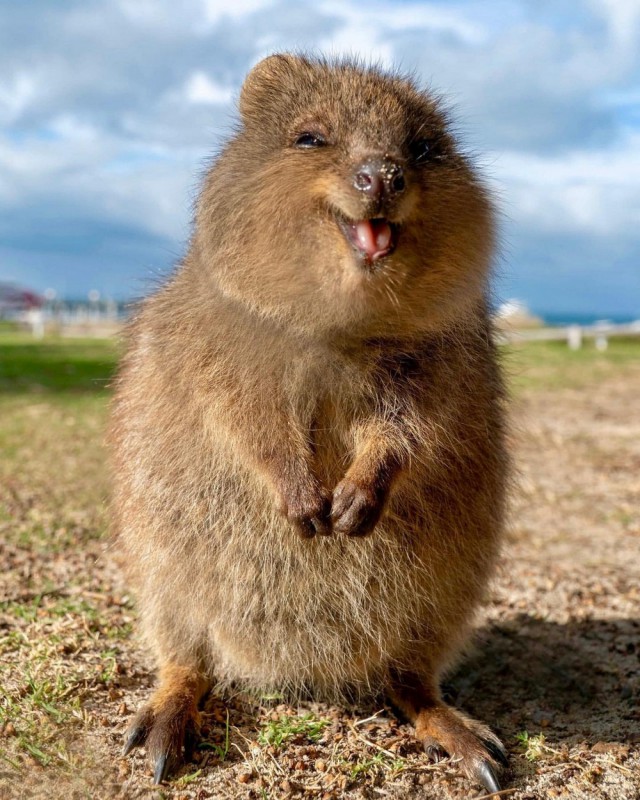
top-left (0, 589), bottom-right (132, 772)
top-left (0, 334), bottom-right (119, 395)
top-left (516, 730), bottom-right (548, 761)
top-left (506, 336), bottom-right (640, 392)
top-left (174, 768), bottom-right (203, 786)
top-left (0, 336), bottom-right (117, 553)
top-left (346, 752), bottom-right (405, 779)
top-left (200, 710), bottom-right (231, 761)
top-left (0, 336), bottom-right (128, 784)
top-left (258, 713), bottom-right (329, 748)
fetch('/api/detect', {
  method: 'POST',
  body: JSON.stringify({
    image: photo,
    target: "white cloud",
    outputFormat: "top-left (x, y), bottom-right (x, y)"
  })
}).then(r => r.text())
top-left (115, 0), bottom-right (202, 31)
top-left (495, 132), bottom-right (640, 235)
top-left (591, 0), bottom-right (640, 51)
top-left (184, 71), bottom-right (234, 105)
top-left (0, 119), bottom-right (198, 242)
top-left (201, 0), bottom-right (275, 27)
top-left (0, 73), bottom-right (37, 124)
top-left (316, 0), bottom-right (488, 69)
top-left (48, 114), bottom-right (99, 142)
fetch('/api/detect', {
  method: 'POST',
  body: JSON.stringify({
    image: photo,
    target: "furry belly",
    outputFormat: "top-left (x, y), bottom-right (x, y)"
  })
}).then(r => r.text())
top-left (199, 519), bottom-right (440, 697)
top-left (135, 462), bottom-right (492, 697)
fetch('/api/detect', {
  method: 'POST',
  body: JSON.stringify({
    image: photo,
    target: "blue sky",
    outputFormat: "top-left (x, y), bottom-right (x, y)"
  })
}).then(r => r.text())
top-left (1, 0), bottom-right (639, 318)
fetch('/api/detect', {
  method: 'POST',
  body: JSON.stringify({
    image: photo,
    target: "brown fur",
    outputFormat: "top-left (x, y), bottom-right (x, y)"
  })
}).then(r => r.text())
top-left (110, 54), bottom-right (509, 787)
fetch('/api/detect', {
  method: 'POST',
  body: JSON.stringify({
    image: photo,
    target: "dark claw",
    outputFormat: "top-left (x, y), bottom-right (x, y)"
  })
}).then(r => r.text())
top-left (312, 515), bottom-right (331, 536)
top-left (309, 517), bottom-right (331, 536)
top-left (296, 511), bottom-right (331, 538)
top-left (424, 745), bottom-right (446, 763)
top-left (483, 738), bottom-right (509, 768)
top-left (423, 737), bottom-right (447, 763)
top-left (297, 518), bottom-right (316, 538)
top-left (153, 753), bottom-right (171, 785)
top-left (184, 726), bottom-right (197, 761)
top-left (476, 760), bottom-right (500, 794)
top-left (122, 723), bottom-right (147, 756)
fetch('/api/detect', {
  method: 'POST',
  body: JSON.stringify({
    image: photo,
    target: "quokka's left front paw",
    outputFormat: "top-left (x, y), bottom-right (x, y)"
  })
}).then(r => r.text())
top-left (275, 476), bottom-right (332, 538)
top-left (330, 478), bottom-right (386, 537)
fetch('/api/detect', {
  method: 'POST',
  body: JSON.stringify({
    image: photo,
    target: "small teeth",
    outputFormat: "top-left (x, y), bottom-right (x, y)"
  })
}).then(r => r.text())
top-left (375, 225), bottom-right (391, 250)
top-left (349, 219), bottom-right (394, 259)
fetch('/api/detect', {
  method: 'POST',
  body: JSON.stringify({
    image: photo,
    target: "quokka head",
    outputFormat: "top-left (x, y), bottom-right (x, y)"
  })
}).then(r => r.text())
top-left (196, 54), bottom-right (496, 340)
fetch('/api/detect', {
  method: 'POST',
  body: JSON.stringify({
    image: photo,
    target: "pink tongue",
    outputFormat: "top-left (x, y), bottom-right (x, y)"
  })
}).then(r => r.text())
top-left (354, 220), bottom-right (392, 257)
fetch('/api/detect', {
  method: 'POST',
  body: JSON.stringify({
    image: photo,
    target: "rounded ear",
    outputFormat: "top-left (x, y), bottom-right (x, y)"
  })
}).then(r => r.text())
top-left (239, 53), bottom-right (307, 120)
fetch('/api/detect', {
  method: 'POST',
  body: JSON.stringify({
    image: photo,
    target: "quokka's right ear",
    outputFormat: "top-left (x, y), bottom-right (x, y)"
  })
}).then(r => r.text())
top-left (239, 53), bottom-right (309, 121)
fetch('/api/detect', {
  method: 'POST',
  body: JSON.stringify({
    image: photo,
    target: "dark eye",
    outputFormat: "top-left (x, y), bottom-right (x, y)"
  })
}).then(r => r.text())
top-left (294, 132), bottom-right (326, 149)
top-left (410, 137), bottom-right (444, 164)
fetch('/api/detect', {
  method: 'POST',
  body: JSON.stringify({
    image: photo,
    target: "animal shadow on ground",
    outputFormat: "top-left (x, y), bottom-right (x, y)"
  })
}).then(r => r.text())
top-left (446, 614), bottom-right (639, 749)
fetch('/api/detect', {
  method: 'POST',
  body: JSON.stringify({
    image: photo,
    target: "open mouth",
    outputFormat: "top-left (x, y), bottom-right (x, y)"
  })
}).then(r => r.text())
top-left (336, 217), bottom-right (398, 264)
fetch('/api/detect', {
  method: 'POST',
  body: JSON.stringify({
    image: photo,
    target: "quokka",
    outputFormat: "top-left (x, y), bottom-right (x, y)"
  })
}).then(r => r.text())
top-left (110, 54), bottom-right (509, 792)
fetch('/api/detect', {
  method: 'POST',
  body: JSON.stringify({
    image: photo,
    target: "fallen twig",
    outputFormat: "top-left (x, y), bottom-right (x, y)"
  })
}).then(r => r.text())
top-left (472, 788), bottom-right (516, 800)
top-left (348, 722), bottom-right (400, 759)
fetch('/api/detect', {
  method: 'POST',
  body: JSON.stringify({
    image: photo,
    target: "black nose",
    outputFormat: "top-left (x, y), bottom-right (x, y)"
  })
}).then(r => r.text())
top-left (353, 159), bottom-right (406, 201)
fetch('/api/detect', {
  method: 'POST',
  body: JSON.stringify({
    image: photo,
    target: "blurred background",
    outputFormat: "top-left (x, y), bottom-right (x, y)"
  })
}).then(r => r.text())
top-left (0, 0), bottom-right (638, 331)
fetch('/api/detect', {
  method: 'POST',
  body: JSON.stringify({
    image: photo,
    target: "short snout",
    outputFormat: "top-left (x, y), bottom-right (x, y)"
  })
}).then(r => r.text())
top-left (353, 157), bottom-right (406, 207)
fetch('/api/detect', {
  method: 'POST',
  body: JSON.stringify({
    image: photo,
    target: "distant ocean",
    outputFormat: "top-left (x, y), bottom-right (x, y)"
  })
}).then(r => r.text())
top-left (539, 312), bottom-right (639, 326)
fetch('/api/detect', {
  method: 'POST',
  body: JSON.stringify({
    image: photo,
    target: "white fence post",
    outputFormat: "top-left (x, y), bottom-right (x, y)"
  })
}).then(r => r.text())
top-left (567, 325), bottom-right (582, 350)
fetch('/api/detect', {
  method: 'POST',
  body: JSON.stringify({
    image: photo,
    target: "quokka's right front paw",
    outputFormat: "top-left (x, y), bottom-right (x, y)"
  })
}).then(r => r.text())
top-left (276, 478), bottom-right (332, 538)
top-left (330, 477), bottom-right (386, 537)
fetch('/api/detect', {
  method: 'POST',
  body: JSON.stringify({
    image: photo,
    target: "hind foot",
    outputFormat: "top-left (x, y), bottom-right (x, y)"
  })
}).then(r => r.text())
top-left (389, 670), bottom-right (507, 793)
top-left (414, 704), bottom-right (507, 793)
top-left (123, 664), bottom-right (209, 784)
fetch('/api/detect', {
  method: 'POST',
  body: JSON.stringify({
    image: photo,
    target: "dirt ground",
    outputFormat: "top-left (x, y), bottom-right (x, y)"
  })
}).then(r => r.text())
top-left (0, 340), bottom-right (638, 800)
